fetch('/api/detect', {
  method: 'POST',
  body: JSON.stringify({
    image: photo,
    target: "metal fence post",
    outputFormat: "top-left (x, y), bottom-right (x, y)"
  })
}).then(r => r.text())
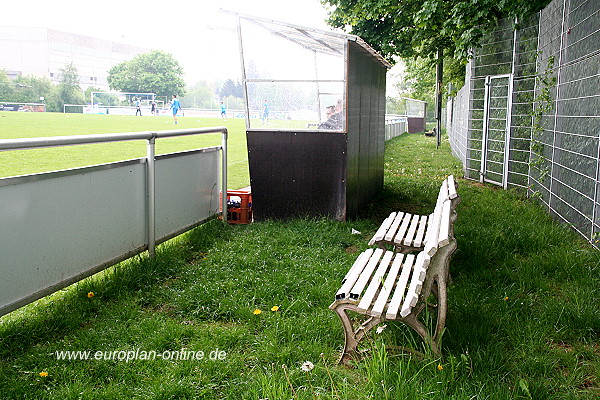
top-left (503, 74), bottom-right (515, 189)
top-left (221, 129), bottom-right (228, 224)
top-left (147, 135), bottom-right (156, 257)
top-left (480, 76), bottom-right (492, 183)
top-left (593, 133), bottom-right (600, 242)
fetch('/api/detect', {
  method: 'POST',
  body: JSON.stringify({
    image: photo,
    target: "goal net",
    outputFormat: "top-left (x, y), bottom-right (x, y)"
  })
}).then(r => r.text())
top-left (90, 91), bottom-right (156, 108)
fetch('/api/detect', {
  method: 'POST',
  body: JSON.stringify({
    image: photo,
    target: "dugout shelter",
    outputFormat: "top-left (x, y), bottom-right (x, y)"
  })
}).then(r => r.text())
top-left (234, 14), bottom-right (392, 221)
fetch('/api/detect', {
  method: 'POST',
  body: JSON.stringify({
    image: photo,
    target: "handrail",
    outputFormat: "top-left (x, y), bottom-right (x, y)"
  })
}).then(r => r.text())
top-left (0, 126), bottom-right (227, 150)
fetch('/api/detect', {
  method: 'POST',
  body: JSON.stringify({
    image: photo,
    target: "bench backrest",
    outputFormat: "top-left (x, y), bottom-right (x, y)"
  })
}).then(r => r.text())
top-left (399, 176), bottom-right (458, 317)
top-left (424, 175), bottom-right (459, 256)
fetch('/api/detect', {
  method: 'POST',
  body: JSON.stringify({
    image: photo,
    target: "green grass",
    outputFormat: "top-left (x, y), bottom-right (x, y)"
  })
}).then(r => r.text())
top-left (0, 131), bottom-right (598, 399)
top-left (0, 112), bottom-right (250, 189)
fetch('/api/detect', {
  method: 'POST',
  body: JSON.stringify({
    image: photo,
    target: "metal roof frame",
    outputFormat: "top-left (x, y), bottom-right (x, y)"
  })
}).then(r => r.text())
top-left (221, 10), bottom-right (392, 69)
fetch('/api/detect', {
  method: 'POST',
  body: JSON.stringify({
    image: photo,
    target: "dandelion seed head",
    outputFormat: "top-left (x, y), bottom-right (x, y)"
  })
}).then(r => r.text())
top-left (301, 361), bottom-right (314, 372)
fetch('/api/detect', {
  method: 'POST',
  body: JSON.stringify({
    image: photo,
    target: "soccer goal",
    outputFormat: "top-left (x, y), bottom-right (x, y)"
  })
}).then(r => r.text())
top-left (63, 104), bottom-right (84, 113)
top-left (90, 91), bottom-right (156, 107)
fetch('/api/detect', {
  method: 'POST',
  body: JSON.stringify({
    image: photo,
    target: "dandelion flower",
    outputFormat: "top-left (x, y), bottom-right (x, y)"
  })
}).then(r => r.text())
top-left (253, 309), bottom-right (262, 315)
top-left (301, 361), bottom-right (314, 372)
top-left (39, 371), bottom-right (48, 377)
top-left (504, 296), bottom-right (509, 301)
top-left (271, 305), bottom-right (279, 312)
top-left (437, 364), bottom-right (443, 371)
top-left (376, 324), bottom-right (387, 334)
top-left (87, 292), bottom-right (95, 298)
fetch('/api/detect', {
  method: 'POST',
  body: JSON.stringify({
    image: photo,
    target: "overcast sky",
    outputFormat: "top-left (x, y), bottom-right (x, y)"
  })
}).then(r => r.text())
top-left (2, 0), bottom-right (401, 91)
top-left (3, 1), bottom-right (330, 79)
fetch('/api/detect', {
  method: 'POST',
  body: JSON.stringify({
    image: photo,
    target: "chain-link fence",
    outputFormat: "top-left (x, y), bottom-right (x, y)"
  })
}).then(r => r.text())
top-left (446, 0), bottom-right (600, 244)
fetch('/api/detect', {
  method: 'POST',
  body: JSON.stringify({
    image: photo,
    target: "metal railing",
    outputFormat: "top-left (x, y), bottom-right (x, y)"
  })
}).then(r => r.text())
top-left (0, 127), bottom-right (227, 316)
top-left (385, 116), bottom-right (407, 141)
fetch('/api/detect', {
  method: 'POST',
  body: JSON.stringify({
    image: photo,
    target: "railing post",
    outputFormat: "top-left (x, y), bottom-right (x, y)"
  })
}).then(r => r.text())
top-left (147, 135), bottom-right (156, 257)
top-left (221, 129), bottom-right (228, 224)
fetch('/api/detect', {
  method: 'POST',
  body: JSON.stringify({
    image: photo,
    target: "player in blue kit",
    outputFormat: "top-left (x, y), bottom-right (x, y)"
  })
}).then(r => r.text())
top-left (170, 94), bottom-right (182, 124)
top-left (220, 101), bottom-right (227, 120)
top-left (261, 99), bottom-right (269, 123)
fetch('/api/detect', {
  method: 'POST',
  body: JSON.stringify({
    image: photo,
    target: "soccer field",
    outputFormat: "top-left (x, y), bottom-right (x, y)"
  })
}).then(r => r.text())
top-left (0, 112), bottom-right (250, 189)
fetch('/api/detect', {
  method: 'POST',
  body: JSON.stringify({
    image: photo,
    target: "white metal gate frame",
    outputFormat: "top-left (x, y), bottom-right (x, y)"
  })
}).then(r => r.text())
top-left (480, 73), bottom-right (514, 189)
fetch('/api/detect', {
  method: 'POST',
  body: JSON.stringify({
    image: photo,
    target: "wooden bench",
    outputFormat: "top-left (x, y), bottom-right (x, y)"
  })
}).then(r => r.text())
top-left (330, 176), bottom-right (460, 365)
top-left (368, 175), bottom-right (459, 253)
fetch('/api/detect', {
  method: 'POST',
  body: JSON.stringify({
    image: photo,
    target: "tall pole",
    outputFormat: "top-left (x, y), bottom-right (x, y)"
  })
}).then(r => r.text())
top-left (435, 48), bottom-right (444, 149)
top-left (236, 16), bottom-right (251, 130)
top-left (221, 130), bottom-right (228, 224)
top-left (146, 135), bottom-right (156, 257)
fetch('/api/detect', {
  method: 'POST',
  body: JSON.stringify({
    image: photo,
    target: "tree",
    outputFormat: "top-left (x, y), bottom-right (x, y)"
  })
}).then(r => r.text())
top-left (390, 57), bottom-right (466, 117)
top-left (56, 63), bottom-right (85, 110)
top-left (219, 79), bottom-right (243, 99)
top-left (180, 81), bottom-right (214, 108)
top-left (325, 0), bottom-right (550, 61)
top-left (0, 71), bottom-right (13, 101)
top-left (325, 0), bottom-right (551, 141)
top-left (108, 50), bottom-right (186, 98)
top-left (13, 75), bottom-right (55, 104)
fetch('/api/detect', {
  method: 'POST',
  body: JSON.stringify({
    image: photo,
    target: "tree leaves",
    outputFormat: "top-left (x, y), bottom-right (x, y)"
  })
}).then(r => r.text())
top-left (107, 50), bottom-right (186, 98)
top-left (324, 0), bottom-right (551, 62)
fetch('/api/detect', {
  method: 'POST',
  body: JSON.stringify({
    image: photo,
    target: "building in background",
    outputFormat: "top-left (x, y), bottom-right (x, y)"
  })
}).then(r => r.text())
top-left (0, 27), bottom-right (150, 90)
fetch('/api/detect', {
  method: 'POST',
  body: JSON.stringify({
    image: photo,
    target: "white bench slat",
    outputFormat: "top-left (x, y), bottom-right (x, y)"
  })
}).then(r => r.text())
top-left (424, 203), bottom-right (443, 256)
top-left (384, 212), bottom-right (405, 242)
top-left (385, 253), bottom-right (416, 319)
top-left (403, 214), bottom-right (421, 246)
top-left (350, 248), bottom-right (384, 299)
top-left (438, 200), bottom-right (451, 247)
top-left (357, 251), bottom-right (394, 312)
top-left (400, 253), bottom-right (431, 317)
top-left (371, 253), bottom-right (405, 317)
top-left (393, 213), bottom-right (413, 244)
top-left (435, 179), bottom-right (448, 207)
top-left (412, 215), bottom-right (429, 248)
top-left (336, 249), bottom-right (373, 300)
top-left (368, 212), bottom-right (396, 246)
top-left (342, 249), bottom-right (371, 283)
top-left (447, 175), bottom-right (458, 199)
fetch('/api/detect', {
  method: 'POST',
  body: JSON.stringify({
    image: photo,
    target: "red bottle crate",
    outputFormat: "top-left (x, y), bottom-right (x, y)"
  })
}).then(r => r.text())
top-left (221, 190), bottom-right (252, 224)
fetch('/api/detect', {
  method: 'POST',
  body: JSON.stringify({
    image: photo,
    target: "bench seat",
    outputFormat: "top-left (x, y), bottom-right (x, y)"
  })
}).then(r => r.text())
top-left (335, 248), bottom-right (431, 320)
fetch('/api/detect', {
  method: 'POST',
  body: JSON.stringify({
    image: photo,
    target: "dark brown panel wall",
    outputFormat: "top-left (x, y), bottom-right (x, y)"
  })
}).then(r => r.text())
top-left (247, 131), bottom-right (347, 221)
top-left (345, 41), bottom-right (387, 218)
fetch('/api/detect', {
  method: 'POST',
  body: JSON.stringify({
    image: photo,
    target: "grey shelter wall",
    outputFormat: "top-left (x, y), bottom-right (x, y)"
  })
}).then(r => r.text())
top-left (345, 41), bottom-right (387, 218)
top-left (247, 131), bottom-right (347, 220)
